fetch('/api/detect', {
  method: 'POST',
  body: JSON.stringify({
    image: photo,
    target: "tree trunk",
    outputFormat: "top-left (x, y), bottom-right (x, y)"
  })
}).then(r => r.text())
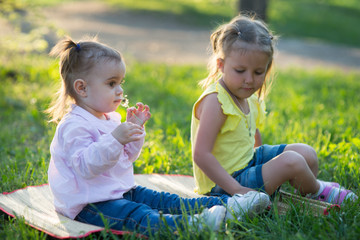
top-left (238, 0), bottom-right (268, 22)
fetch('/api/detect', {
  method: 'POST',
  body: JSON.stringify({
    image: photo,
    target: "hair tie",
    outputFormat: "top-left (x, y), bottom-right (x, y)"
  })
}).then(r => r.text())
top-left (234, 25), bottom-right (241, 38)
top-left (75, 43), bottom-right (81, 52)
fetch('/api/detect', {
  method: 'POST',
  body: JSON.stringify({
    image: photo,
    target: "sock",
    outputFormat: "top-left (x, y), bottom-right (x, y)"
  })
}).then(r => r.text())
top-left (318, 179), bottom-right (340, 188)
top-left (311, 180), bottom-right (325, 198)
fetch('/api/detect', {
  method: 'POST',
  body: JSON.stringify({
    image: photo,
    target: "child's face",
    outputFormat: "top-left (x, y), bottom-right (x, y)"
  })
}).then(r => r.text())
top-left (81, 59), bottom-right (126, 119)
top-left (218, 46), bottom-right (270, 101)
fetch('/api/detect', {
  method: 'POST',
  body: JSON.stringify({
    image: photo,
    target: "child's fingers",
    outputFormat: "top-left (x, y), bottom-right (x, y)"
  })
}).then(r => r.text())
top-left (126, 108), bottom-right (135, 122)
top-left (127, 107), bottom-right (135, 113)
top-left (131, 129), bottom-right (144, 136)
top-left (136, 102), bottom-right (144, 111)
top-left (130, 135), bottom-right (142, 142)
top-left (127, 122), bottom-right (142, 129)
top-left (144, 105), bottom-right (150, 112)
top-left (127, 123), bottom-right (144, 139)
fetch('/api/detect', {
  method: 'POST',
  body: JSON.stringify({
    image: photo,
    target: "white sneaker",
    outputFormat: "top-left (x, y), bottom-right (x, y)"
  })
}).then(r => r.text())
top-left (190, 205), bottom-right (226, 231)
top-left (226, 191), bottom-right (270, 221)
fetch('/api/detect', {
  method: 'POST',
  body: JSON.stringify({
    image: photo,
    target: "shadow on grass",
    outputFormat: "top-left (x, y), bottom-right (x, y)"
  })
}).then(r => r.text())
top-left (104, 1), bottom-right (235, 30)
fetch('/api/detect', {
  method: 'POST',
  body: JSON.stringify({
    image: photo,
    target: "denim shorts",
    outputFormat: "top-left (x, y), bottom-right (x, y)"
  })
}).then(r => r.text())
top-left (209, 144), bottom-right (287, 196)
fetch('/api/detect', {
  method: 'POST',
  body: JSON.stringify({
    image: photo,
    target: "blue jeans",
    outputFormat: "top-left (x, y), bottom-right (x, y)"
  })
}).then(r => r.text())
top-left (209, 144), bottom-right (287, 196)
top-left (75, 185), bottom-right (229, 235)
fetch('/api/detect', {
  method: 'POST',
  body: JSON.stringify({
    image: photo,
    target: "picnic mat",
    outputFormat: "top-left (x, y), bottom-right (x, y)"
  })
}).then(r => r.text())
top-left (0, 175), bottom-right (205, 238)
top-left (0, 174), bottom-right (334, 239)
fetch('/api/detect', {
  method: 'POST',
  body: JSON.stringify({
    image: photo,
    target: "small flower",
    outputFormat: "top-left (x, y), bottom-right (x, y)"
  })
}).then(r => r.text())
top-left (120, 95), bottom-right (129, 108)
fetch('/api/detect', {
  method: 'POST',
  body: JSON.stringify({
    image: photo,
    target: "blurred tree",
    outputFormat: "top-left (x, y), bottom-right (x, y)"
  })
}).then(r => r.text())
top-left (238, 0), bottom-right (268, 22)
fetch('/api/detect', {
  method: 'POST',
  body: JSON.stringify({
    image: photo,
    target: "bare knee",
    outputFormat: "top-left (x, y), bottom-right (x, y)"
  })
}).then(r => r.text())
top-left (279, 151), bottom-right (309, 176)
top-left (301, 144), bottom-right (318, 166)
top-left (285, 143), bottom-right (318, 172)
top-left (262, 151), bottom-right (309, 194)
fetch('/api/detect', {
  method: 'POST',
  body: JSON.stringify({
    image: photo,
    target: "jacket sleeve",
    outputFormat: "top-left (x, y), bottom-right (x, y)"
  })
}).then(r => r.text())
top-left (58, 121), bottom-right (133, 179)
top-left (124, 129), bottom-right (146, 163)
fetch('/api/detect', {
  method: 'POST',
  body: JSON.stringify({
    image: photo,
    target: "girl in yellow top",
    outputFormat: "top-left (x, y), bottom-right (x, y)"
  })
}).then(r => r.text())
top-left (191, 15), bottom-right (357, 205)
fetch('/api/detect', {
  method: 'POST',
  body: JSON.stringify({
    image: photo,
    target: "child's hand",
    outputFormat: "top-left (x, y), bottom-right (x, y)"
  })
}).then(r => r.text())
top-left (126, 102), bottom-right (151, 126)
top-left (111, 122), bottom-right (144, 145)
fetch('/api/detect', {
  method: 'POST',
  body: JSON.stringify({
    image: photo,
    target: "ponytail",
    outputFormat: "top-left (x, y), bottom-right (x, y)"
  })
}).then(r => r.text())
top-left (46, 37), bottom-right (80, 123)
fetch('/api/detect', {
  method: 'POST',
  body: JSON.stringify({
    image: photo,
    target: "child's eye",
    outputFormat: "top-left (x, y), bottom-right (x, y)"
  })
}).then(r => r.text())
top-left (235, 69), bottom-right (245, 73)
top-left (109, 81), bottom-right (116, 87)
top-left (255, 70), bottom-right (266, 75)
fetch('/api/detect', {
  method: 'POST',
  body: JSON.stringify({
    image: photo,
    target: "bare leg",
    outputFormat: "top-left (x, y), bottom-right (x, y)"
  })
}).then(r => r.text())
top-left (261, 150), bottom-right (320, 195)
top-left (284, 143), bottom-right (318, 177)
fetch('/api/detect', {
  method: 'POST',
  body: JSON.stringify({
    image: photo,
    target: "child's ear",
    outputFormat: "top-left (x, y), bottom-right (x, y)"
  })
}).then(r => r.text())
top-left (217, 58), bottom-right (225, 73)
top-left (73, 79), bottom-right (87, 97)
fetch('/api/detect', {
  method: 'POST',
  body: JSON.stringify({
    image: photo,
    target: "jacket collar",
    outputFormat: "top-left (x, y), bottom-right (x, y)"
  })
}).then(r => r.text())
top-left (69, 105), bottom-right (121, 133)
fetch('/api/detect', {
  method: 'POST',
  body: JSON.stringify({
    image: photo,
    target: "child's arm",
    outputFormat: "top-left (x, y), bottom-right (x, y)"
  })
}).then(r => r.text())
top-left (193, 93), bottom-right (254, 196)
top-left (254, 128), bottom-right (262, 148)
top-left (123, 102), bottom-right (151, 162)
top-left (111, 102), bottom-right (150, 149)
top-left (58, 120), bottom-right (141, 179)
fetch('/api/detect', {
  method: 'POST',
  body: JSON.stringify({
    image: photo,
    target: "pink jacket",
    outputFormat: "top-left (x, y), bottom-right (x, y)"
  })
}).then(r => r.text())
top-left (48, 105), bottom-right (145, 219)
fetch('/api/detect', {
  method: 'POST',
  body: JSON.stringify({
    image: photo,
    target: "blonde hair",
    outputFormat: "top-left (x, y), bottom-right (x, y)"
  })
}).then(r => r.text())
top-left (200, 14), bottom-right (277, 99)
top-left (46, 37), bottom-right (123, 123)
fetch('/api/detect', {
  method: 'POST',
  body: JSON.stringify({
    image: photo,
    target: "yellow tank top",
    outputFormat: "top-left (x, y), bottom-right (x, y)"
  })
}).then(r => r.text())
top-left (191, 81), bottom-right (266, 194)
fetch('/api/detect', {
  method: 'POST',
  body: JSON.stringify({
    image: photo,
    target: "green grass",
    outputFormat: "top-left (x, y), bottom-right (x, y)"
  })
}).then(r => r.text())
top-left (1, 0), bottom-right (360, 239)
top-left (268, 0), bottom-right (360, 47)
top-left (1, 52), bottom-right (359, 239)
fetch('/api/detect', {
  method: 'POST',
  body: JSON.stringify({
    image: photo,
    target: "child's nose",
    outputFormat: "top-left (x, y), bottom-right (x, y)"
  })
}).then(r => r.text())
top-left (115, 85), bottom-right (123, 95)
top-left (244, 73), bottom-right (254, 84)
